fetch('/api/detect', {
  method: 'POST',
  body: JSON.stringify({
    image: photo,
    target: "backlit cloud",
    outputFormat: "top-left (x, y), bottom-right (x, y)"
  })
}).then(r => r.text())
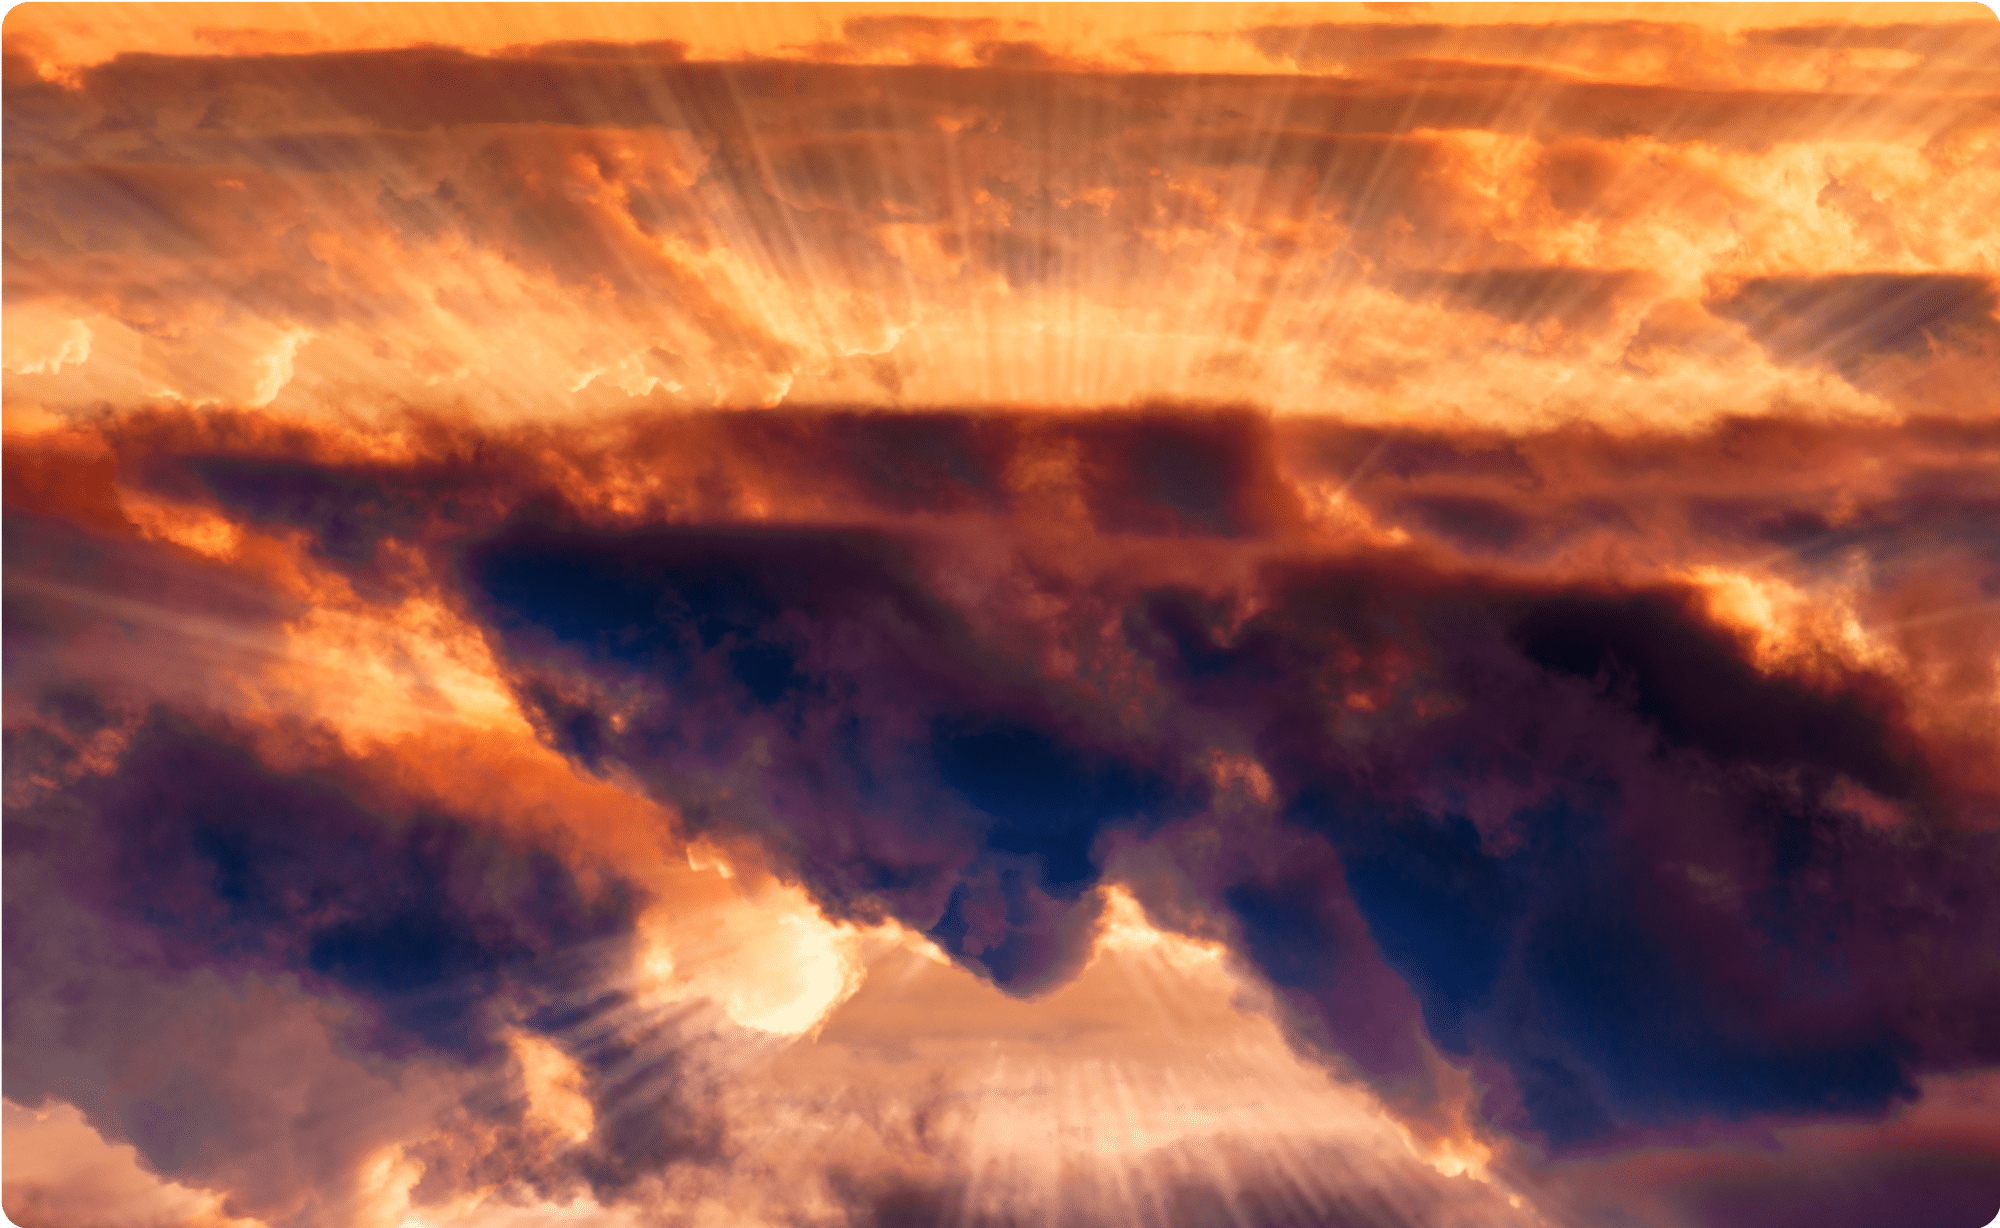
top-left (6, 6), bottom-right (2000, 1228)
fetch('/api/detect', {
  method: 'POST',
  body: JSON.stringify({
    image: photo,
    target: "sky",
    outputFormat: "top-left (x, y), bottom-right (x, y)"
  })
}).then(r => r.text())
top-left (3, 3), bottom-right (2000, 1227)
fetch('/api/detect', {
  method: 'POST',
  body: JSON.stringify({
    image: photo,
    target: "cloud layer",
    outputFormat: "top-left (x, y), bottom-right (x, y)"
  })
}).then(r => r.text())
top-left (6, 6), bottom-right (2000, 1228)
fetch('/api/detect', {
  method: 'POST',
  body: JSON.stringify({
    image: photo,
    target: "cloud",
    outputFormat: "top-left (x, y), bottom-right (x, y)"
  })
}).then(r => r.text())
top-left (4, 693), bottom-right (670, 1167)
top-left (15, 387), bottom-right (2000, 1218)
top-left (1542, 1068), bottom-right (2000, 1228)
top-left (1391, 267), bottom-right (1649, 326)
top-left (1140, 554), bottom-right (1999, 1149)
top-left (456, 511), bottom-right (1211, 992)
top-left (9, 23), bottom-right (1995, 423)
top-left (1707, 273), bottom-right (1999, 379)
top-left (8, 7), bottom-right (2000, 1224)
top-left (66, 405), bottom-right (1999, 1162)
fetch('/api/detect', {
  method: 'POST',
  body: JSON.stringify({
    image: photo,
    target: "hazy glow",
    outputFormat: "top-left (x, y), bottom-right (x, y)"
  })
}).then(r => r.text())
top-left (635, 876), bottom-right (869, 1038)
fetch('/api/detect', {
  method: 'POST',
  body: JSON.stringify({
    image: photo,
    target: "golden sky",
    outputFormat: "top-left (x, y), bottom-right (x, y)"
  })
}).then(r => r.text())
top-left (5, 5), bottom-right (2000, 1228)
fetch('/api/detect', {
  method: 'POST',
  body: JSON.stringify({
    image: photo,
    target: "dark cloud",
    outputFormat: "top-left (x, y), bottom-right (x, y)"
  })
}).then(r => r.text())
top-left (1138, 556), bottom-right (1999, 1149)
top-left (1070, 409), bottom-right (1303, 538)
top-left (3, 478), bottom-right (656, 1136)
top-left (840, 15), bottom-right (1006, 50)
top-left (1388, 494), bottom-right (1529, 550)
top-left (1243, 21), bottom-right (1699, 68)
top-left (1740, 20), bottom-right (2000, 62)
top-left (677, 410), bottom-right (1020, 517)
top-left (1656, 1147), bottom-right (2000, 1228)
top-left (765, 130), bottom-right (966, 221)
top-left (512, 39), bottom-right (690, 62)
top-left (1707, 273), bottom-right (1999, 378)
top-left (1, 51), bottom-right (77, 148)
top-left (1268, 413), bottom-right (2000, 594)
top-left (1222, 840), bottom-right (1439, 1101)
top-left (14, 23), bottom-right (1982, 168)
top-left (1507, 589), bottom-right (1919, 796)
top-left (186, 455), bottom-right (446, 564)
top-left (36, 44), bottom-right (1985, 186)
top-left (1392, 267), bottom-right (1646, 326)
top-left (1535, 143), bottom-right (1623, 214)
top-left (457, 508), bottom-right (1209, 993)
top-left (116, 407), bottom-right (1312, 567)
top-left (554, 997), bottom-right (730, 1199)
top-left (13, 396), bottom-right (2000, 1220)
top-left (1, 689), bottom-right (741, 1220)
top-left (11, 705), bottom-right (644, 1063)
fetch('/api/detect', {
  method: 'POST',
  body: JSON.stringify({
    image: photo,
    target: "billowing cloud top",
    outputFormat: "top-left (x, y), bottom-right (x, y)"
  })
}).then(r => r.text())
top-left (5, 6), bottom-right (2000, 1228)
